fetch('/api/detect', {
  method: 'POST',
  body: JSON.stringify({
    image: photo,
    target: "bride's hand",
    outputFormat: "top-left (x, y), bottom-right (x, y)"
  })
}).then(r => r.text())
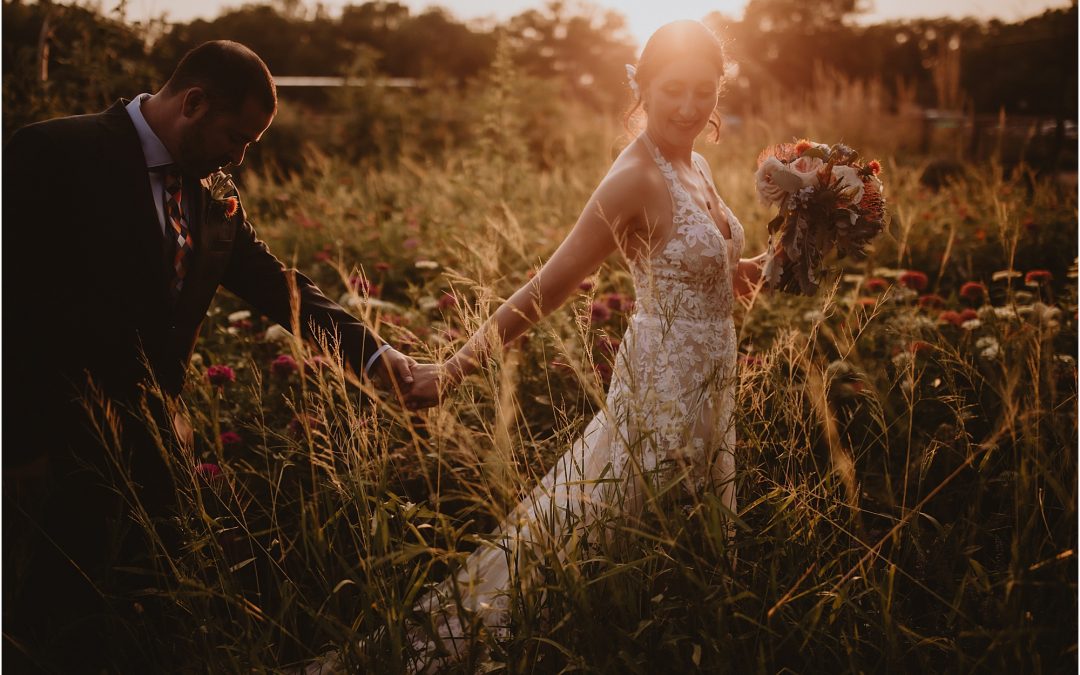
top-left (405, 363), bottom-right (446, 411)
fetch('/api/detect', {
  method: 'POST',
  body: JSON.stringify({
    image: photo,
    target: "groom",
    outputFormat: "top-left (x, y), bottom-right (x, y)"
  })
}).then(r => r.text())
top-left (3, 40), bottom-right (416, 670)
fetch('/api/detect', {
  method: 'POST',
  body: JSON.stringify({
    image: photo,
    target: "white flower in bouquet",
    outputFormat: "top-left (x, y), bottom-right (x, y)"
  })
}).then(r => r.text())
top-left (831, 165), bottom-right (865, 204)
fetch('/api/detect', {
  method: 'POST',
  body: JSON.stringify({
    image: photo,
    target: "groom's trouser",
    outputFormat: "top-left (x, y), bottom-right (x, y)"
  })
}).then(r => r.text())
top-left (3, 405), bottom-right (180, 674)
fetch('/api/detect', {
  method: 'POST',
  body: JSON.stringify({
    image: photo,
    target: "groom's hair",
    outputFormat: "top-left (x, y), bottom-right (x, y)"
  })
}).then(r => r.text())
top-left (163, 40), bottom-right (277, 114)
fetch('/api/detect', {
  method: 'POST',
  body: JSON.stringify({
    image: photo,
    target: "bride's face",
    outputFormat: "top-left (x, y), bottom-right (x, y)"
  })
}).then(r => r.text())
top-left (643, 56), bottom-right (720, 147)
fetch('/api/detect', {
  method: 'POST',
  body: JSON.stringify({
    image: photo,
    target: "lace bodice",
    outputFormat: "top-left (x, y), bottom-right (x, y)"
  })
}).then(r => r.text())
top-left (630, 135), bottom-right (745, 322)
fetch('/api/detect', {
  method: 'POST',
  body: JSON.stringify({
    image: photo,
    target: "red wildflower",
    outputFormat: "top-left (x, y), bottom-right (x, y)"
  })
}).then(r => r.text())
top-left (590, 301), bottom-right (612, 323)
top-left (349, 274), bottom-right (378, 297)
top-left (857, 297), bottom-right (878, 309)
top-left (206, 365), bottom-right (236, 386)
top-left (402, 238), bottom-right (420, 250)
top-left (917, 294), bottom-right (946, 309)
top-left (739, 354), bottom-right (762, 367)
top-left (757, 142), bottom-right (798, 166)
top-left (604, 292), bottom-right (627, 311)
top-left (908, 341), bottom-right (934, 355)
top-left (937, 310), bottom-right (963, 327)
top-left (959, 281), bottom-right (987, 304)
top-left (959, 308), bottom-right (978, 322)
top-left (864, 277), bottom-right (889, 293)
top-left (271, 354), bottom-right (299, 378)
top-left (579, 278), bottom-right (596, 292)
top-left (899, 270), bottom-right (929, 291)
top-left (304, 355), bottom-right (329, 375)
top-left (437, 292), bottom-right (458, 311)
top-left (375, 261), bottom-right (391, 272)
top-left (1025, 269), bottom-right (1053, 285)
top-left (196, 463), bottom-right (222, 480)
top-left (220, 431), bottom-right (242, 447)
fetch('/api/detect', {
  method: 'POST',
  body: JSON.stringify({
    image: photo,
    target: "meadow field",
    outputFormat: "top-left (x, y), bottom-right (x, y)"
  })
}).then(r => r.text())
top-left (42, 63), bottom-right (1077, 673)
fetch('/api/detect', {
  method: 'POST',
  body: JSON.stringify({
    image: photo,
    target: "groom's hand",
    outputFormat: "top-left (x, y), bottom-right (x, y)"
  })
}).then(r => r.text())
top-left (404, 363), bottom-right (442, 411)
top-left (369, 347), bottom-right (417, 397)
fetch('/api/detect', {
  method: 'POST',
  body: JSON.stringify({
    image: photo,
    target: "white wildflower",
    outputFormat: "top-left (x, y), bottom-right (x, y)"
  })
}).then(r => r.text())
top-left (227, 310), bottom-right (252, 323)
top-left (961, 319), bottom-right (982, 331)
top-left (263, 324), bottom-right (291, 343)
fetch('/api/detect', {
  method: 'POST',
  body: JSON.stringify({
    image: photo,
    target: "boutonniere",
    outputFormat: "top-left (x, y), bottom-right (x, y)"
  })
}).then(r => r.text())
top-left (203, 170), bottom-right (240, 218)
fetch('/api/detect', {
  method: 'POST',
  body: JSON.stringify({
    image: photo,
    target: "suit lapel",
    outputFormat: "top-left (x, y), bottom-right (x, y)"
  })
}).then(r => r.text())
top-left (100, 101), bottom-right (172, 309)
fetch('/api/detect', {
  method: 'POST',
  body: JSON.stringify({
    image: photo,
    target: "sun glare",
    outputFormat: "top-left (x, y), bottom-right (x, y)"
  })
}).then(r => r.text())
top-left (616, 0), bottom-right (747, 49)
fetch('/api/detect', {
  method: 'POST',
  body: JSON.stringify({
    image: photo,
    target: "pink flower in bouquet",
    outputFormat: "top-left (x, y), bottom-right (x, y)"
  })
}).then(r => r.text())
top-left (899, 270), bottom-right (929, 291)
top-left (794, 139), bottom-right (814, 155)
top-left (789, 155), bottom-right (825, 188)
top-left (206, 365), bottom-right (236, 386)
top-left (959, 281), bottom-right (987, 304)
top-left (755, 156), bottom-right (794, 205)
top-left (220, 431), bottom-right (242, 447)
top-left (590, 301), bottom-right (612, 323)
top-left (271, 354), bottom-right (299, 378)
top-left (1025, 269), bottom-right (1052, 285)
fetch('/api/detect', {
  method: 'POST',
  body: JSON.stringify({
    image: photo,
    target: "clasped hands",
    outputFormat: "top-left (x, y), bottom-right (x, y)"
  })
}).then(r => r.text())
top-left (367, 347), bottom-right (452, 411)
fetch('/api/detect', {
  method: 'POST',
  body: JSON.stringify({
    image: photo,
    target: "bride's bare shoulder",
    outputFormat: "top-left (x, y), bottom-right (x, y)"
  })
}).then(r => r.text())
top-left (593, 139), bottom-right (666, 210)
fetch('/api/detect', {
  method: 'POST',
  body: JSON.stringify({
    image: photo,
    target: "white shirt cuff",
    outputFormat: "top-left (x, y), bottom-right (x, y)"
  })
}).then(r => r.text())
top-left (363, 344), bottom-right (394, 377)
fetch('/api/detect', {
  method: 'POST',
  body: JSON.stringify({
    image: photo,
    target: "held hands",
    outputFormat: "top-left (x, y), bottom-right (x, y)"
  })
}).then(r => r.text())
top-left (368, 346), bottom-right (417, 395)
top-left (404, 363), bottom-right (446, 411)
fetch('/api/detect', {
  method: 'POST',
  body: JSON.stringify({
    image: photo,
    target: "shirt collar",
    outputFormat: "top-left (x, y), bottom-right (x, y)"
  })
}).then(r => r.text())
top-left (125, 93), bottom-right (173, 170)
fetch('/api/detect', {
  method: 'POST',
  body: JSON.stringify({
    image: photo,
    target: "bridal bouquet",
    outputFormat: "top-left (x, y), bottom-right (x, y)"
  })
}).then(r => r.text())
top-left (755, 140), bottom-right (887, 296)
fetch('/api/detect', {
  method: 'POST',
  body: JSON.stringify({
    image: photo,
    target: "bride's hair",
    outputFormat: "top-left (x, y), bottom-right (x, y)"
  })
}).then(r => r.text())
top-left (625, 20), bottom-right (728, 141)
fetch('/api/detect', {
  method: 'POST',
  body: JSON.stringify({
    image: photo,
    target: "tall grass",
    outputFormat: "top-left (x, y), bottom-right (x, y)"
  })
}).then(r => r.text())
top-left (78, 71), bottom-right (1077, 673)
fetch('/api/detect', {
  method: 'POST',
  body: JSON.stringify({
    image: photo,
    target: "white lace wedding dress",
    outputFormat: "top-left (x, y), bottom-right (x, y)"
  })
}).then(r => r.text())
top-left (307, 135), bottom-right (744, 673)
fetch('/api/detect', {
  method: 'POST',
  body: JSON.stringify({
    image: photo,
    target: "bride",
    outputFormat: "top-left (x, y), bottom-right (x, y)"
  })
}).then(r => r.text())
top-left (309, 19), bottom-right (780, 674)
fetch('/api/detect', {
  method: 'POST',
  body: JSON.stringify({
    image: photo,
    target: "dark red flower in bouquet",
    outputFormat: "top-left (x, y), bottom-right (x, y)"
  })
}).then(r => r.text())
top-left (858, 178), bottom-right (886, 221)
top-left (959, 281), bottom-right (987, 304)
top-left (867, 160), bottom-right (882, 176)
top-left (1025, 269), bottom-right (1053, 285)
top-left (937, 310), bottom-right (964, 327)
top-left (864, 277), bottom-right (889, 293)
top-left (223, 196), bottom-right (239, 218)
top-left (206, 365), bottom-right (236, 386)
top-left (590, 301), bottom-right (612, 323)
top-left (917, 294), bottom-right (946, 309)
top-left (220, 431), bottom-right (242, 447)
top-left (794, 139), bottom-right (813, 155)
top-left (899, 270), bottom-right (929, 291)
top-left (271, 354), bottom-right (299, 378)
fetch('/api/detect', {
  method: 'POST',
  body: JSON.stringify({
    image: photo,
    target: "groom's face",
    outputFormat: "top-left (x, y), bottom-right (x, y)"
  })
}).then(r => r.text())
top-left (177, 92), bottom-right (274, 178)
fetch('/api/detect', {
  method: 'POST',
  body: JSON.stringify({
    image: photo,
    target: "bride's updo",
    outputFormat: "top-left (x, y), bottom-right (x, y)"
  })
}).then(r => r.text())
top-left (626, 20), bottom-right (728, 139)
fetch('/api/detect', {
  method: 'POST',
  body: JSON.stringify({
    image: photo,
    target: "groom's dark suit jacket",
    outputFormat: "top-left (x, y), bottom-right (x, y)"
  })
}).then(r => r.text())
top-left (3, 100), bottom-right (384, 468)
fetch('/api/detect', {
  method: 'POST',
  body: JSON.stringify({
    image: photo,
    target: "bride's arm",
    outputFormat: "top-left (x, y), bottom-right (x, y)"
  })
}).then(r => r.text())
top-left (406, 165), bottom-right (646, 407)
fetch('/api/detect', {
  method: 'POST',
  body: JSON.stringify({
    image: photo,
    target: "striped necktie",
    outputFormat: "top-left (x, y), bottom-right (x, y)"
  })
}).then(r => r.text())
top-left (163, 166), bottom-right (193, 300)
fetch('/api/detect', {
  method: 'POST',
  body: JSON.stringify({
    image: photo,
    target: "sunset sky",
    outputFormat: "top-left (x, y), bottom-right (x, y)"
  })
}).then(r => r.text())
top-left (120, 0), bottom-right (1074, 49)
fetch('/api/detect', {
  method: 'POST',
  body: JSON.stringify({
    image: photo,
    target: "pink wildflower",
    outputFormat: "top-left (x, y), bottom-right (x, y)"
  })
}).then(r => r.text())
top-left (271, 354), bottom-right (299, 378)
top-left (899, 270), bottom-right (929, 291)
top-left (220, 431), bottom-right (242, 447)
top-left (206, 365), bottom-right (236, 386)
top-left (959, 281), bottom-right (987, 304)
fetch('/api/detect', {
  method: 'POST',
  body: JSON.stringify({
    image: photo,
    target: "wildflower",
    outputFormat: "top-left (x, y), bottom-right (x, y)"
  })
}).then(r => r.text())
top-left (206, 365), bottom-right (236, 386)
top-left (594, 361), bottom-right (613, 383)
top-left (195, 463), bottom-right (222, 480)
top-left (961, 319), bottom-right (982, 330)
top-left (937, 310), bottom-right (963, 327)
top-left (349, 274), bottom-right (378, 297)
top-left (403, 237), bottom-right (420, 250)
top-left (917, 294), bottom-right (946, 309)
top-left (603, 293), bottom-right (626, 311)
top-left (220, 431), bottom-right (242, 447)
top-left (908, 341), bottom-right (933, 356)
top-left (375, 261), bottom-right (391, 272)
top-left (590, 301), bottom-right (612, 323)
top-left (414, 260), bottom-right (439, 270)
top-left (437, 292), bottom-right (458, 311)
top-left (857, 297), bottom-right (878, 309)
top-left (1025, 269), bottom-right (1053, 286)
top-left (864, 277), bottom-right (888, 293)
top-left (959, 281), bottom-right (987, 304)
top-left (959, 308), bottom-right (979, 322)
top-left (271, 354), bottom-right (299, 378)
top-left (579, 278), bottom-right (596, 292)
top-left (794, 139), bottom-right (813, 155)
top-left (227, 310), bottom-right (252, 323)
top-left (314, 245), bottom-right (332, 263)
top-left (304, 355), bottom-right (329, 375)
top-left (976, 336), bottom-right (1000, 360)
top-left (739, 354), bottom-right (761, 368)
top-left (802, 309), bottom-right (825, 323)
top-left (596, 336), bottom-right (621, 357)
top-left (898, 270), bottom-right (929, 291)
